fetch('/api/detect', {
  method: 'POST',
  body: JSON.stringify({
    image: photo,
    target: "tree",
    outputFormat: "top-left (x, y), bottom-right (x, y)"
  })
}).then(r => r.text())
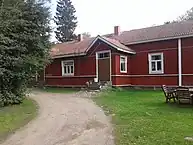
top-left (164, 21), bottom-right (172, 24)
top-left (0, 0), bottom-right (51, 107)
top-left (177, 7), bottom-right (193, 21)
top-left (54, 0), bottom-right (77, 43)
top-left (164, 7), bottom-right (193, 24)
top-left (82, 32), bottom-right (91, 39)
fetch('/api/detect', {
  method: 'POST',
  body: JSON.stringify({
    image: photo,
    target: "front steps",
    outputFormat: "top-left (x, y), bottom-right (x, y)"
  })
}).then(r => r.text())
top-left (86, 81), bottom-right (112, 90)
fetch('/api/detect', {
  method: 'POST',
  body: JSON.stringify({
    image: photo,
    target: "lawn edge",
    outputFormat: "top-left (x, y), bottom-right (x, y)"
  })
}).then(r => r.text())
top-left (92, 93), bottom-right (116, 145)
top-left (0, 97), bottom-right (39, 143)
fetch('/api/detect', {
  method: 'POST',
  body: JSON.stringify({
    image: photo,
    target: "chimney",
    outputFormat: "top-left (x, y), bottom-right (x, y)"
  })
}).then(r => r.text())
top-left (114, 26), bottom-right (120, 35)
top-left (78, 34), bottom-right (83, 41)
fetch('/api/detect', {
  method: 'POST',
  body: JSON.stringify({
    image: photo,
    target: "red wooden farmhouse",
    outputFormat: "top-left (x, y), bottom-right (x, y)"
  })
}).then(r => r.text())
top-left (44, 21), bottom-right (193, 87)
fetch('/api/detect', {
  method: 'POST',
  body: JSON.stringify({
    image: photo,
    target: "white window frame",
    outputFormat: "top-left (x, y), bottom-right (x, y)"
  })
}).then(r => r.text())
top-left (120, 55), bottom-right (127, 73)
top-left (148, 53), bottom-right (164, 74)
top-left (61, 60), bottom-right (74, 76)
top-left (97, 51), bottom-right (110, 59)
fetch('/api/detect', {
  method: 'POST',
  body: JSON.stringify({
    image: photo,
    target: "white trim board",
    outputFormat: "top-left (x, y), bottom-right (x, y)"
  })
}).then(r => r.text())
top-left (86, 35), bottom-right (135, 54)
top-left (46, 75), bottom-right (96, 78)
top-left (46, 74), bottom-right (193, 79)
top-left (111, 74), bottom-right (178, 77)
top-left (178, 38), bottom-right (182, 86)
top-left (52, 53), bottom-right (86, 59)
top-left (183, 74), bottom-right (193, 76)
top-left (124, 34), bottom-right (193, 45)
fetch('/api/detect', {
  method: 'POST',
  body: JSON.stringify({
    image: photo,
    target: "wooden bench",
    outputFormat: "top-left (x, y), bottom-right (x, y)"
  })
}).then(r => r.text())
top-left (162, 85), bottom-right (176, 103)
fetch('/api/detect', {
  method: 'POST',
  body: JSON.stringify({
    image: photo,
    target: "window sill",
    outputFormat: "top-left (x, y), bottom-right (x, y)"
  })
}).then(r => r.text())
top-left (120, 71), bottom-right (127, 73)
top-left (62, 74), bottom-right (74, 77)
top-left (149, 72), bottom-right (164, 74)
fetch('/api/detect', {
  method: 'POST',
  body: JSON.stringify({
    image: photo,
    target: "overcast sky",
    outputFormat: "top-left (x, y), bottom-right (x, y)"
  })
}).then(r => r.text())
top-left (51, 0), bottom-right (193, 38)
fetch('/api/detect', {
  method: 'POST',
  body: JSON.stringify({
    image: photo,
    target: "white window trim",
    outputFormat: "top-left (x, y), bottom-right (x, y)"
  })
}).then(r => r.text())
top-left (120, 55), bottom-right (127, 73)
top-left (61, 60), bottom-right (74, 76)
top-left (97, 50), bottom-right (110, 59)
top-left (148, 53), bottom-right (164, 74)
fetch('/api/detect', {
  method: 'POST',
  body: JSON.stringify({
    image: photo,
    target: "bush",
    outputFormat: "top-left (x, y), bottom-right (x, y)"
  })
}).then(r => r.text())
top-left (0, 0), bottom-right (51, 107)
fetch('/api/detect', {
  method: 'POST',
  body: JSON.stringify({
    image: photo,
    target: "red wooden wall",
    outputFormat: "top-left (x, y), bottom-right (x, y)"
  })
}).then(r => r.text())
top-left (45, 37), bottom-right (193, 87)
top-left (129, 39), bottom-right (178, 86)
top-left (45, 40), bottom-right (115, 87)
top-left (181, 37), bottom-right (193, 86)
top-left (112, 37), bottom-right (193, 86)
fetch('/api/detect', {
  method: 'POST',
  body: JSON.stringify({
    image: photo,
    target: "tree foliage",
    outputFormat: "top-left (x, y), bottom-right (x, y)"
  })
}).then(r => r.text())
top-left (0, 0), bottom-right (51, 107)
top-left (177, 7), bottom-right (193, 21)
top-left (54, 0), bottom-right (77, 43)
top-left (164, 7), bottom-right (193, 24)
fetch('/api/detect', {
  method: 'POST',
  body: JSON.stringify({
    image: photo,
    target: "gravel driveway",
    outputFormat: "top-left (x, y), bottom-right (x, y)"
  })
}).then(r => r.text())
top-left (1, 91), bottom-right (114, 145)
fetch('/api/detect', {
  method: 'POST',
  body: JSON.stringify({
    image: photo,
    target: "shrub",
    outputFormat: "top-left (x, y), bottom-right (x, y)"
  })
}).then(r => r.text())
top-left (0, 0), bottom-right (51, 107)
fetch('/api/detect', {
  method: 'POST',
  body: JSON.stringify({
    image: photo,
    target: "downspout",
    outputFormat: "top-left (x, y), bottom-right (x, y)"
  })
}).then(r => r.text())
top-left (178, 38), bottom-right (182, 86)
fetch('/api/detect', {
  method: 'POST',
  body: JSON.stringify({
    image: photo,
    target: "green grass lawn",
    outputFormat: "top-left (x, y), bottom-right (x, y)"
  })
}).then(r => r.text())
top-left (0, 98), bottom-right (38, 142)
top-left (39, 87), bottom-right (79, 94)
top-left (94, 89), bottom-right (193, 145)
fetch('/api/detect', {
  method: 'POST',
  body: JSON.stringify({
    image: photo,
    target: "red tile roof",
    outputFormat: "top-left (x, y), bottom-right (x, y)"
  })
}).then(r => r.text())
top-left (51, 38), bottom-right (95, 58)
top-left (102, 37), bottom-right (135, 53)
top-left (51, 21), bottom-right (193, 58)
top-left (106, 21), bottom-right (193, 44)
top-left (51, 36), bottom-right (135, 58)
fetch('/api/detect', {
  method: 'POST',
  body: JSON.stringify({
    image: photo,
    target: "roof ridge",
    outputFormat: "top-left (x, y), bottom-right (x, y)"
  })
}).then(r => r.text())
top-left (122, 20), bottom-right (193, 33)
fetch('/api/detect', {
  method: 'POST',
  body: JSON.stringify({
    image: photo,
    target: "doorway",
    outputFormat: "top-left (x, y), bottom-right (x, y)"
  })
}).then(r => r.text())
top-left (96, 51), bottom-right (111, 82)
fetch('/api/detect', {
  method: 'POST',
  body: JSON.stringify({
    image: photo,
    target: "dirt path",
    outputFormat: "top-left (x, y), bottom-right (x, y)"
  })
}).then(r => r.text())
top-left (1, 91), bottom-right (114, 145)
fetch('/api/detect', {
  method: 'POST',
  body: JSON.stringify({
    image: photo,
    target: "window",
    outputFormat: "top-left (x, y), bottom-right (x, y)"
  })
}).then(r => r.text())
top-left (98, 52), bottom-right (110, 59)
top-left (61, 60), bottom-right (74, 76)
top-left (148, 53), bottom-right (164, 74)
top-left (120, 56), bottom-right (127, 73)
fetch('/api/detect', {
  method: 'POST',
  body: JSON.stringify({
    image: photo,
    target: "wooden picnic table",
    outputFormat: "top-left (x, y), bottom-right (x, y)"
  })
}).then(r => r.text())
top-left (174, 87), bottom-right (193, 104)
top-left (172, 87), bottom-right (193, 93)
top-left (162, 85), bottom-right (193, 104)
top-left (189, 88), bottom-right (193, 93)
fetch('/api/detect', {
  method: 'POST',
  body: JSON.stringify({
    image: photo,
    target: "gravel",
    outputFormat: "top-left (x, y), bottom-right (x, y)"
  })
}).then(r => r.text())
top-left (1, 91), bottom-right (114, 145)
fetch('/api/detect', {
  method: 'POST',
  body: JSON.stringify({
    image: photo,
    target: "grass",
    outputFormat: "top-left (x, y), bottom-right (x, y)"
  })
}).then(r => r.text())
top-left (39, 87), bottom-right (79, 94)
top-left (0, 98), bottom-right (38, 142)
top-left (94, 89), bottom-right (193, 145)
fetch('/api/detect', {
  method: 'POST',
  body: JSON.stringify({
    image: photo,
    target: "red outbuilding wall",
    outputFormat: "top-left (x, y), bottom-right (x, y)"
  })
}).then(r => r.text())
top-left (181, 37), bottom-right (193, 86)
top-left (112, 37), bottom-right (193, 87)
top-left (45, 40), bottom-right (115, 87)
top-left (45, 37), bottom-right (193, 87)
top-left (128, 39), bottom-right (179, 86)
top-left (111, 52), bottom-right (132, 86)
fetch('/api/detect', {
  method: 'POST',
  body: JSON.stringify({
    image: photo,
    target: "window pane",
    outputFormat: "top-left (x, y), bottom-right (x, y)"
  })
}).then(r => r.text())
top-left (98, 53), bottom-right (103, 58)
top-left (68, 66), bottom-right (70, 74)
top-left (64, 62), bottom-right (73, 65)
top-left (121, 63), bottom-right (125, 71)
top-left (104, 52), bottom-right (109, 58)
top-left (151, 62), bottom-right (156, 71)
top-left (151, 55), bottom-right (161, 60)
top-left (64, 66), bottom-right (67, 74)
top-left (71, 65), bottom-right (74, 73)
top-left (121, 57), bottom-right (125, 62)
top-left (157, 61), bottom-right (162, 71)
